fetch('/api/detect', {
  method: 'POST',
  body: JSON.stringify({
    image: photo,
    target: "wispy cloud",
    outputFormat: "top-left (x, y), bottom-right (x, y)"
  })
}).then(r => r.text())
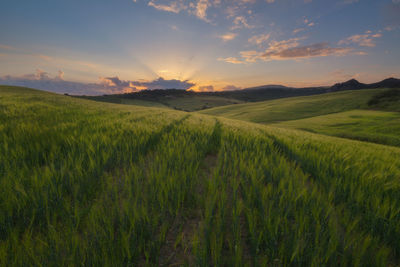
top-left (248, 33), bottom-right (270, 45)
top-left (293, 28), bottom-right (304, 34)
top-left (218, 56), bottom-right (245, 64)
top-left (0, 70), bottom-right (196, 95)
top-left (293, 17), bottom-right (315, 34)
top-left (196, 84), bottom-right (214, 91)
top-left (191, 0), bottom-right (211, 22)
top-left (339, 31), bottom-right (382, 47)
top-left (147, 0), bottom-right (213, 22)
top-left (219, 32), bottom-right (237, 41)
top-left (222, 37), bottom-right (353, 63)
top-left (148, 0), bottom-right (187, 13)
top-left (261, 42), bottom-right (351, 60)
top-left (231, 15), bottom-right (254, 29)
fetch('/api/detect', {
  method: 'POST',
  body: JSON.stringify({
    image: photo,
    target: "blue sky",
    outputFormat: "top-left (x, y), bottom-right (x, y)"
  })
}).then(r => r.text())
top-left (0, 0), bottom-right (399, 94)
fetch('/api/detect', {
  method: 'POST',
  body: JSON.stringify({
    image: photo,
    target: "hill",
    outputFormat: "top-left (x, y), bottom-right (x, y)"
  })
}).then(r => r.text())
top-left (73, 77), bottom-right (400, 111)
top-left (329, 77), bottom-right (400, 92)
top-left (368, 88), bottom-right (400, 112)
top-left (1, 85), bottom-right (400, 266)
top-left (77, 89), bottom-right (243, 111)
top-left (199, 89), bottom-right (382, 123)
top-left (274, 109), bottom-right (400, 147)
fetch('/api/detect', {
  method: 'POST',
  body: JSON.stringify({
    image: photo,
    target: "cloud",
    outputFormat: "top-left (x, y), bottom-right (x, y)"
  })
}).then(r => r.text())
top-left (261, 42), bottom-right (352, 60)
top-left (0, 70), bottom-right (196, 95)
top-left (196, 85), bottom-right (214, 91)
top-left (339, 31), bottom-right (382, 47)
top-left (248, 33), bottom-right (270, 45)
top-left (219, 32), bottom-right (237, 41)
top-left (192, 0), bottom-right (211, 21)
top-left (0, 69), bottom-right (110, 95)
top-left (133, 77), bottom-right (195, 90)
top-left (148, 0), bottom-right (187, 13)
top-left (293, 28), bottom-right (305, 34)
top-left (266, 37), bottom-right (304, 52)
top-left (145, 0), bottom-right (257, 24)
top-left (218, 57), bottom-right (245, 64)
top-left (239, 50), bottom-right (262, 62)
top-left (302, 17), bottom-right (315, 27)
top-left (222, 37), bottom-right (354, 64)
top-left (232, 16), bottom-right (253, 29)
top-left (147, 0), bottom-right (213, 22)
top-left (266, 0), bottom-right (275, 3)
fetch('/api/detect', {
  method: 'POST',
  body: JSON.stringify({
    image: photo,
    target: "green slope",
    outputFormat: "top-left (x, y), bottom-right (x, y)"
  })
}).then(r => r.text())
top-left (161, 95), bottom-right (243, 111)
top-left (1, 85), bottom-right (400, 266)
top-left (78, 95), bottom-right (170, 108)
top-left (273, 109), bottom-right (400, 147)
top-left (80, 94), bottom-right (243, 111)
top-left (199, 89), bottom-right (383, 124)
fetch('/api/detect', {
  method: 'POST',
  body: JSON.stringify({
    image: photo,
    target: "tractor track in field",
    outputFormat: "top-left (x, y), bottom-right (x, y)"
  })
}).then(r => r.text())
top-left (78, 115), bottom-right (191, 233)
top-left (158, 119), bottom-right (222, 267)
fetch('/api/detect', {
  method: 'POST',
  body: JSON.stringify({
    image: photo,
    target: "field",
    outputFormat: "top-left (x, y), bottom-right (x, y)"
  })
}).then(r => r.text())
top-left (80, 94), bottom-right (243, 112)
top-left (78, 95), bottom-right (169, 108)
top-left (1, 85), bottom-right (400, 266)
top-left (199, 89), bottom-right (381, 124)
top-left (274, 110), bottom-right (400, 147)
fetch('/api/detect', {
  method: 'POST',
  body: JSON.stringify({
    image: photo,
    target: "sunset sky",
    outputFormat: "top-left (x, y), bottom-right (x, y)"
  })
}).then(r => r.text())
top-left (1, 0), bottom-right (399, 94)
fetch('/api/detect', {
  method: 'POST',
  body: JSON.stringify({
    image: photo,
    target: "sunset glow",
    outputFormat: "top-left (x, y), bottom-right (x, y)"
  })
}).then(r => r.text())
top-left (1, 0), bottom-right (399, 94)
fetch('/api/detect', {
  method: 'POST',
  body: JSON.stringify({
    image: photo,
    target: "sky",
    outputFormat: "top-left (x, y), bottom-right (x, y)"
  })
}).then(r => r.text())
top-left (0, 0), bottom-right (400, 94)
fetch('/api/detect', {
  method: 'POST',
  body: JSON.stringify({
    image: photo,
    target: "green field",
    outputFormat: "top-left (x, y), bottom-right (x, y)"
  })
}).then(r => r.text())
top-left (274, 110), bottom-right (400, 147)
top-left (199, 89), bottom-right (382, 123)
top-left (78, 95), bottom-right (169, 108)
top-left (1, 85), bottom-right (400, 266)
top-left (81, 94), bottom-right (243, 112)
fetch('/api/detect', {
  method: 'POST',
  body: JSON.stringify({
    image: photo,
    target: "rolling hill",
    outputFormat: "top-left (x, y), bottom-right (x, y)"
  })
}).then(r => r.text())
top-left (75, 77), bottom-right (400, 112)
top-left (199, 89), bottom-right (382, 123)
top-left (77, 89), bottom-right (244, 111)
top-left (1, 85), bottom-right (400, 266)
top-left (273, 109), bottom-right (400, 147)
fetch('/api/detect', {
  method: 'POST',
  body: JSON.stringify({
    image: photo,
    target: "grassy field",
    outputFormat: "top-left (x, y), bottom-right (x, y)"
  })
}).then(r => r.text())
top-left (162, 95), bottom-right (243, 111)
top-left (368, 88), bottom-right (400, 112)
top-left (199, 89), bottom-right (382, 123)
top-left (80, 94), bottom-right (243, 112)
top-left (1, 85), bottom-right (400, 266)
top-left (78, 95), bottom-right (169, 108)
top-left (274, 110), bottom-right (400, 147)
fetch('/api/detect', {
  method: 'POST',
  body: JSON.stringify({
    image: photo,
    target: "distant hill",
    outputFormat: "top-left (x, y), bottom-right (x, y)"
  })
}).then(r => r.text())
top-left (243, 84), bottom-right (290, 90)
top-left (329, 79), bottom-right (367, 91)
top-left (368, 78), bottom-right (400, 89)
top-left (330, 77), bottom-right (400, 92)
top-left (73, 77), bottom-right (400, 111)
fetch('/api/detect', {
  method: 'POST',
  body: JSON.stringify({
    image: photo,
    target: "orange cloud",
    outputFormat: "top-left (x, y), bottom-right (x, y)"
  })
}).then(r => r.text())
top-left (148, 0), bottom-right (186, 13)
top-left (218, 57), bottom-right (245, 64)
top-left (339, 31), bottom-right (383, 47)
top-left (222, 37), bottom-right (354, 64)
top-left (219, 32), bottom-right (237, 41)
top-left (248, 33), bottom-right (270, 45)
